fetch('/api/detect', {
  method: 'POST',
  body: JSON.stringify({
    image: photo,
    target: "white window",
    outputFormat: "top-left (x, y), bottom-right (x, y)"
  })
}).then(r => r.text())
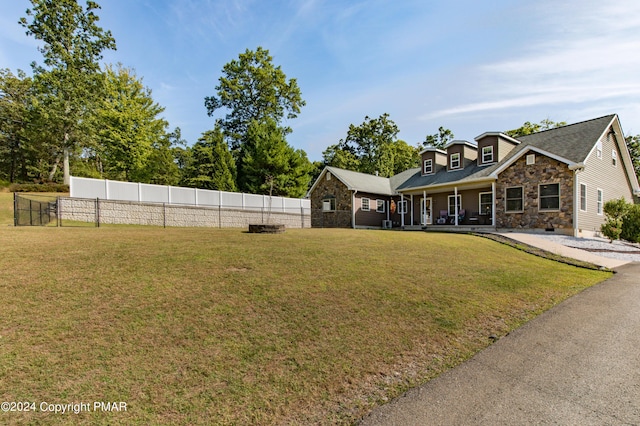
top-left (448, 195), bottom-right (462, 216)
top-left (479, 192), bottom-right (492, 216)
top-left (423, 159), bottom-right (433, 174)
top-left (376, 199), bottom-right (385, 213)
top-left (361, 198), bottom-right (370, 211)
top-left (326, 172), bottom-right (332, 180)
top-left (612, 150), bottom-right (617, 167)
top-left (526, 154), bottom-right (535, 165)
top-left (482, 146), bottom-right (493, 163)
top-left (597, 189), bottom-right (603, 215)
top-left (398, 200), bottom-right (407, 214)
top-left (580, 183), bottom-right (587, 211)
top-left (596, 141), bottom-right (602, 159)
top-left (505, 187), bottom-right (523, 212)
top-left (322, 197), bottom-right (336, 211)
top-left (539, 183), bottom-right (560, 211)
top-left (450, 153), bottom-right (460, 169)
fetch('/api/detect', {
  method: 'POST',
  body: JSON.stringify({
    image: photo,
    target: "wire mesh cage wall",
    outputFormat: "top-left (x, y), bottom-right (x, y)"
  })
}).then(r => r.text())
top-left (14, 194), bottom-right (59, 226)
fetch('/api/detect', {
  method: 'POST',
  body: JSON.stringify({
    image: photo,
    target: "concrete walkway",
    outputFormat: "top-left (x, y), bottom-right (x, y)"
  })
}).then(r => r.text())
top-left (360, 262), bottom-right (640, 425)
top-left (501, 232), bottom-right (630, 269)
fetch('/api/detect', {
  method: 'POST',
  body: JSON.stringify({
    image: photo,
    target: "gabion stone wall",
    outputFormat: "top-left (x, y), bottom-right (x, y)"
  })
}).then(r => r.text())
top-left (58, 198), bottom-right (311, 228)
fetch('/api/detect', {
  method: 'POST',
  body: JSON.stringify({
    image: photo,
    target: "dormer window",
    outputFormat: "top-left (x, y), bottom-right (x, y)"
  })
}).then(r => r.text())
top-left (423, 159), bottom-right (433, 174)
top-left (482, 146), bottom-right (493, 163)
top-left (450, 153), bottom-right (460, 169)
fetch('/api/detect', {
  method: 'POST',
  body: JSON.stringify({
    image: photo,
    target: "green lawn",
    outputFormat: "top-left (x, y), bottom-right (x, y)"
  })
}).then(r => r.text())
top-left (0, 194), bottom-right (611, 424)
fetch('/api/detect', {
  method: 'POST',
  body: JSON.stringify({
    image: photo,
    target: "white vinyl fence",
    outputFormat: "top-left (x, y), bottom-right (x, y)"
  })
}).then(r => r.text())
top-left (70, 176), bottom-right (310, 213)
top-left (67, 176), bottom-right (310, 228)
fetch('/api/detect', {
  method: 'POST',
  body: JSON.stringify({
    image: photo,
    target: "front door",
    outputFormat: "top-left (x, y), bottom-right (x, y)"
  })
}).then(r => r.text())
top-left (421, 197), bottom-right (433, 225)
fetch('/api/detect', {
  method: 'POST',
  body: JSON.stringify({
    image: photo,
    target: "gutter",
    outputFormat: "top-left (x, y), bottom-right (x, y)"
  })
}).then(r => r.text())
top-left (568, 162), bottom-right (585, 171)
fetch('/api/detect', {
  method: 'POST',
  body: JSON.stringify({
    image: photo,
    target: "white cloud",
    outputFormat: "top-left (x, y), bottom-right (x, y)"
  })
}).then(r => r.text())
top-left (419, 0), bottom-right (640, 126)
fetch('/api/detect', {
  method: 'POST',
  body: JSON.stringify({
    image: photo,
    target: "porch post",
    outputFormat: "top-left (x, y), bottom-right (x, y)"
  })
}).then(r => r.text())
top-left (454, 186), bottom-right (459, 226)
top-left (410, 194), bottom-right (414, 226)
top-left (401, 194), bottom-right (405, 228)
top-left (423, 190), bottom-right (427, 225)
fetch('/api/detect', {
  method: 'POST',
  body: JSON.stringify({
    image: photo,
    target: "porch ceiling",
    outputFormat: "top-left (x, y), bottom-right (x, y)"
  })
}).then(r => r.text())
top-left (399, 180), bottom-right (494, 195)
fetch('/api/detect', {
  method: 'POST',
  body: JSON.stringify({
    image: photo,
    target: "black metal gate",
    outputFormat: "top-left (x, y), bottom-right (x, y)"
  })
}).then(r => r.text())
top-left (14, 194), bottom-right (59, 226)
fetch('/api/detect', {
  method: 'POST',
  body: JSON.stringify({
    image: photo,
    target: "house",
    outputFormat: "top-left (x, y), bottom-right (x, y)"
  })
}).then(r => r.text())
top-left (308, 166), bottom-right (415, 228)
top-left (309, 114), bottom-right (640, 236)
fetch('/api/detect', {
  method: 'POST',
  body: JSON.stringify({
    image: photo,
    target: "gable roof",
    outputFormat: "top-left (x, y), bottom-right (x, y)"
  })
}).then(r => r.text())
top-left (515, 114), bottom-right (616, 164)
top-left (309, 166), bottom-right (396, 196)
top-left (398, 114), bottom-right (631, 192)
top-left (309, 114), bottom-right (639, 197)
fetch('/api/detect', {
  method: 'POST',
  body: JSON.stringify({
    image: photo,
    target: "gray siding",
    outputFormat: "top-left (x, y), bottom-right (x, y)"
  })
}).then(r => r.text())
top-left (577, 131), bottom-right (634, 235)
top-left (497, 137), bottom-right (518, 162)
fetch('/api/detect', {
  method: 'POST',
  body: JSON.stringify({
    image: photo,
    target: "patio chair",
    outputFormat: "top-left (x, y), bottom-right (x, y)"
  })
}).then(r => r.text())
top-left (436, 210), bottom-right (448, 224)
top-left (450, 209), bottom-right (465, 224)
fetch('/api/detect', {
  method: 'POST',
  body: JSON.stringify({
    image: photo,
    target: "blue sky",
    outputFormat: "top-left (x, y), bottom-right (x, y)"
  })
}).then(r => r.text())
top-left (2, 0), bottom-right (639, 161)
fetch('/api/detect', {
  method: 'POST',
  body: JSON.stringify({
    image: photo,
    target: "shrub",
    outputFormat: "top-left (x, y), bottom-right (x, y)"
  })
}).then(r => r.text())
top-left (600, 198), bottom-right (629, 242)
top-left (9, 183), bottom-right (70, 193)
top-left (621, 203), bottom-right (640, 243)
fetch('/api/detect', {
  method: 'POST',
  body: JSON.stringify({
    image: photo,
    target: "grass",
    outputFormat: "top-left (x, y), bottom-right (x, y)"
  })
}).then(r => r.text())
top-left (0, 194), bottom-right (612, 424)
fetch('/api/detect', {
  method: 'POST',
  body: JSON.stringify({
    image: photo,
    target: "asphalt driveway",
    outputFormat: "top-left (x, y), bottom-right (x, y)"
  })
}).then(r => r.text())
top-left (360, 262), bottom-right (640, 425)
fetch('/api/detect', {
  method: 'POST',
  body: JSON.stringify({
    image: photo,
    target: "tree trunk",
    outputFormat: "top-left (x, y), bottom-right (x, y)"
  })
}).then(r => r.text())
top-left (48, 155), bottom-right (60, 182)
top-left (63, 147), bottom-right (70, 185)
top-left (62, 131), bottom-right (70, 185)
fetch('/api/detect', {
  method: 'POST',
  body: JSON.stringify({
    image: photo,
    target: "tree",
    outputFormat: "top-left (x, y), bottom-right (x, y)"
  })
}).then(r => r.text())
top-left (322, 143), bottom-right (361, 171)
top-left (601, 198), bottom-right (629, 242)
top-left (390, 139), bottom-right (420, 175)
top-left (93, 64), bottom-right (167, 182)
top-left (423, 126), bottom-right (454, 149)
top-left (183, 127), bottom-right (237, 191)
top-left (20, 0), bottom-right (116, 184)
top-left (0, 69), bottom-right (33, 182)
top-left (330, 113), bottom-right (414, 177)
top-left (626, 134), bottom-right (640, 181)
top-left (204, 47), bottom-right (305, 151)
top-left (240, 118), bottom-right (312, 198)
top-left (146, 128), bottom-right (183, 186)
top-left (505, 119), bottom-right (566, 138)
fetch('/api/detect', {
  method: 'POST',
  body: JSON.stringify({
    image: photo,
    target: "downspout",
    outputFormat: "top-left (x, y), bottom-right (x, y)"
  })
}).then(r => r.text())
top-left (352, 190), bottom-right (357, 229)
top-left (569, 164), bottom-right (585, 237)
top-left (491, 181), bottom-right (496, 228)
top-left (573, 170), bottom-right (579, 237)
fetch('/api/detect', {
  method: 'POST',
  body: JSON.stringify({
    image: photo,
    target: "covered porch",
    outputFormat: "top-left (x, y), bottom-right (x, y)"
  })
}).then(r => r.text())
top-left (397, 179), bottom-right (496, 229)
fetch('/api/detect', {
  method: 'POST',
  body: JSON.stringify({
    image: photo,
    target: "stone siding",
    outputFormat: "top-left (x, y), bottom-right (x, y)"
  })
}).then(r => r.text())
top-left (495, 154), bottom-right (573, 231)
top-left (58, 198), bottom-right (310, 228)
top-left (310, 172), bottom-right (352, 228)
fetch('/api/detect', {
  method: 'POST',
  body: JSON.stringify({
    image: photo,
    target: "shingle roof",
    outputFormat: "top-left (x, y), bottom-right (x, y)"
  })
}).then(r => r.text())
top-left (398, 114), bottom-right (617, 191)
top-left (324, 166), bottom-right (397, 195)
top-left (516, 114), bottom-right (615, 163)
top-left (314, 115), bottom-right (622, 196)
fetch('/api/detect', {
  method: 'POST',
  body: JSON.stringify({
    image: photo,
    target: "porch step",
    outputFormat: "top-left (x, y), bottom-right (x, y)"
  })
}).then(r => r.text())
top-left (422, 225), bottom-right (496, 232)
